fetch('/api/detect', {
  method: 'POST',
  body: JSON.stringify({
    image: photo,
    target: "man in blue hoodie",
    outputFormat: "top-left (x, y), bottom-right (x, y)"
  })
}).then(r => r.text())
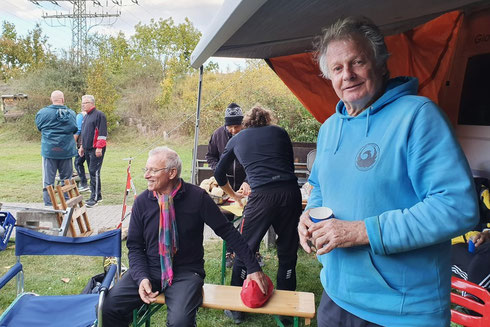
top-left (35, 90), bottom-right (78, 206)
top-left (297, 17), bottom-right (479, 327)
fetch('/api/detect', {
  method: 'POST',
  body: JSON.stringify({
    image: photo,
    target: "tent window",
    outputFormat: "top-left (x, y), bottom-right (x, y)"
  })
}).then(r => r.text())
top-left (458, 53), bottom-right (490, 126)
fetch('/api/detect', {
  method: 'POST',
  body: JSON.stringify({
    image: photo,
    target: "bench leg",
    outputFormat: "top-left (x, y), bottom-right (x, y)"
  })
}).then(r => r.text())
top-left (221, 240), bottom-right (227, 285)
top-left (273, 315), bottom-right (301, 327)
top-left (132, 303), bottom-right (163, 327)
top-left (273, 315), bottom-right (285, 327)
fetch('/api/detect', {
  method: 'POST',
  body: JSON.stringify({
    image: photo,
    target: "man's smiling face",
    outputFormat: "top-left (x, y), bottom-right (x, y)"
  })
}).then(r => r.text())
top-left (326, 36), bottom-right (385, 115)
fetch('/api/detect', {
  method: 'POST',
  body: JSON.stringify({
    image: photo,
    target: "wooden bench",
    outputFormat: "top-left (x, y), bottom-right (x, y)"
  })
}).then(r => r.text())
top-left (133, 283), bottom-right (315, 327)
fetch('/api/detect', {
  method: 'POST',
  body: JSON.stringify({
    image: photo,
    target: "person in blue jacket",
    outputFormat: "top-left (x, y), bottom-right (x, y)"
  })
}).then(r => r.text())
top-left (297, 16), bottom-right (479, 327)
top-left (35, 90), bottom-right (78, 206)
top-left (74, 110), bottom-right (88, 191)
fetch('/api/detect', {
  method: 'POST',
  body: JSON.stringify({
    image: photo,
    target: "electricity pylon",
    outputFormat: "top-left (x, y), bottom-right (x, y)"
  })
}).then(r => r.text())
top-left (29, 0), bottom-right (121, 65)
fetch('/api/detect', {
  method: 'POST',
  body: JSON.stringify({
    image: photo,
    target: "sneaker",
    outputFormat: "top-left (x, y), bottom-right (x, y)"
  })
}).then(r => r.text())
top-left (86, 199), bottom-right (98, 207)
top-left (225, 252), bottom-right (235, 268)
top-left (256, 252), bottom-right (265, 267)
top-left (78, 185), bottom-right (89, 192)
top-left (224, 310), bottom-right (243, 324)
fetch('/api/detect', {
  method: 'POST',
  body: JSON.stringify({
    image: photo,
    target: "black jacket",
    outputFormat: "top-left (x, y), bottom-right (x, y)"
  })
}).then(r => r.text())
top-left (206, 126), bottom-right (246, 191)
top-left (127, 181), bottom-right (261, 286)
top-left (81, 107), bottom-right (107, 150)
top-left (215, 125), bottom-right (297, 191)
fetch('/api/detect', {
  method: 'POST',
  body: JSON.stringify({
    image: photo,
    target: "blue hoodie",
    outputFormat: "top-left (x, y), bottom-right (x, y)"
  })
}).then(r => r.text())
top-left (35, 104), bottom-right (78, 159)
top-left (307, 77), bottom-right (478, 326)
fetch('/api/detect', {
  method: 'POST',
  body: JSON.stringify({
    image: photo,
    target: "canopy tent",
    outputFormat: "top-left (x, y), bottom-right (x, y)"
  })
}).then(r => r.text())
top-left (189, 0), bottom-right (490, 182)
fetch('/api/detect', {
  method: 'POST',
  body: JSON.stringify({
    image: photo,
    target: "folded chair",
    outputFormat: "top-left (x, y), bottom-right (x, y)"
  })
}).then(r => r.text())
top-left (451, 276), bottom-right (490, 327)
top-left (0, 227), bottom-right (121, 327)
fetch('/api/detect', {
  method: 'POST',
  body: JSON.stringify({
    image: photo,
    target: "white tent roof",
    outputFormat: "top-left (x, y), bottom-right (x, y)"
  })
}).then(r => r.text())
top-left (190, 0), bottom-right (486, 68)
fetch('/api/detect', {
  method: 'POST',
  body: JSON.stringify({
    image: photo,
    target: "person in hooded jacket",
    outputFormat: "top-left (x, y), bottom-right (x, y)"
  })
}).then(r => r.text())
top-left (297, 16), bottom-right (479, 327)
top-left (35, 90), bottom-right (78, 206)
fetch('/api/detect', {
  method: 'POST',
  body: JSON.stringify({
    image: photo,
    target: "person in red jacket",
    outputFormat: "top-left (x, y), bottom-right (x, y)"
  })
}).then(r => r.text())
top-left (78, 94), bottom-right (107, 207)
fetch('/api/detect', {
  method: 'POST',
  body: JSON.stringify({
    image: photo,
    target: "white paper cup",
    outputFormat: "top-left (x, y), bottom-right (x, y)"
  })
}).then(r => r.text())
top-left (309, 207), bottom-right (333, 223)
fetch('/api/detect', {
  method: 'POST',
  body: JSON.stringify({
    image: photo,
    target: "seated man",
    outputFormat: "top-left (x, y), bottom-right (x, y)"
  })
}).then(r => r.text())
top-left (102, 146), bottom-right (268, 327)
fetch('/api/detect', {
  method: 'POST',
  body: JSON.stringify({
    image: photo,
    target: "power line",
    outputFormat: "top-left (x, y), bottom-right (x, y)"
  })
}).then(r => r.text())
top-left (28, 0), bottom-right (122, 65)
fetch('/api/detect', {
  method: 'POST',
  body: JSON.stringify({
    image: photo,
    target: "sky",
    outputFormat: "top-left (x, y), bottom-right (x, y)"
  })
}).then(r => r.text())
top-left (0, 0), bottom-right (246, 71)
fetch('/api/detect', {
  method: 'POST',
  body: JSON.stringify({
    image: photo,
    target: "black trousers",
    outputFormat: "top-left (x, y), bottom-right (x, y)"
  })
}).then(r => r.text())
top-left (85, 148), bottom-right (105, 201)
top-left (230, 183), bottom-right (301, 291)
top-left (452, 241), bottom-right (490, 289)
top-left (74, 153), bottom-right (87, 185)
top-left (223, 212), bottom-right (236, 254)
top-left (102, 270), bottom-right (204, 327)
top-left (317, 291), bottom-right (382, 327)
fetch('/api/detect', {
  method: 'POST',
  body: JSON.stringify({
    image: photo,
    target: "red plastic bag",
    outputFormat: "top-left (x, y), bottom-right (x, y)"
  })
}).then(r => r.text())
top-left (240, 274), bottom-right (274, 308)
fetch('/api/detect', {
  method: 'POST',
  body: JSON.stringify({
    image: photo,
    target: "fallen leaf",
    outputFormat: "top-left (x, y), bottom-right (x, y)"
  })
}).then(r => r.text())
top-left (61, 278), bottom-right (70, 283)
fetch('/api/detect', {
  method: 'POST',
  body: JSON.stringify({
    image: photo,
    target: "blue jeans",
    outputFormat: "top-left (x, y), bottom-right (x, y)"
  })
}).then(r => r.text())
top-left (42, 157), bottom-right (73, 206)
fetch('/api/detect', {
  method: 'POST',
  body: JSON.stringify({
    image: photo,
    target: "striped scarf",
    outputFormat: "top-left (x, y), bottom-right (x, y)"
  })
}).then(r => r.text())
top-left (155, 180), bottom-right (182, 289)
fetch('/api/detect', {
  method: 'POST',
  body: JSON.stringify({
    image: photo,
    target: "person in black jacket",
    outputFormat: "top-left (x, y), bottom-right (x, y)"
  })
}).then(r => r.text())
top-left (206, 103), bottom-right (258, 268)
top-left (215, 106), bottom-right (302, 324)
top-left (102, 146), bottom-right (268, 327)
top-left (206, 103), bottom-right (248, 192)
top-left (78, 95), bottom-right (107, 207)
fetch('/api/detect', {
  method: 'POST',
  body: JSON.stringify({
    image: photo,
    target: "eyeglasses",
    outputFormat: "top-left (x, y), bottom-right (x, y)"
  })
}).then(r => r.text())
top-left (142, 167), bottom-right (169, 176)
top-left (81, 102), bottom-right (91, 105)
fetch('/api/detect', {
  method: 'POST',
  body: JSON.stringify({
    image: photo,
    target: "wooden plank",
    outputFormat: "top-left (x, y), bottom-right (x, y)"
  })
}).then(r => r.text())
top-left (154, 284), bottom-right (315, 319)
top-left (65, 195), bottom-right (83, 208)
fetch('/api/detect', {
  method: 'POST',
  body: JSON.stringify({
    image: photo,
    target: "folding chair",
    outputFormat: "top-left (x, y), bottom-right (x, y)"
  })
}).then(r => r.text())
top-left (0, 227), bottom-right (121, 327)
top-left (451, 276), bottom-right (490, 327)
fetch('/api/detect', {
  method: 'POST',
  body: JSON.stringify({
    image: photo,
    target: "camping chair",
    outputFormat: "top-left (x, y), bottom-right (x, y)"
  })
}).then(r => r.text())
top-left (306, 149), bottom-right (317, 176)
top-left (0, 227), bottom-right (121, 327)
top-left (451, 276), bottom-right (490, 327)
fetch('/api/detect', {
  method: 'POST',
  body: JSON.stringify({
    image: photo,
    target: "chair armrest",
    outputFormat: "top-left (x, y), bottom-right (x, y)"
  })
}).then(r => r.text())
top-left (0, 262), bottom-right (22, 289)
top-left (100, 264), bottom-right (117, 292)
top-left (97, 264), bottom-right (118, 327)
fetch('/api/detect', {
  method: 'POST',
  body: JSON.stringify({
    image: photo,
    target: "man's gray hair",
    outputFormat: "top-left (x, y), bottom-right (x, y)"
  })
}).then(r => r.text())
top-left (315, 16), bottom-right (390, 80)
top-left (148, 146), bottom-right (182, 178)
top-left (82, 94), bottom-right (95, 105)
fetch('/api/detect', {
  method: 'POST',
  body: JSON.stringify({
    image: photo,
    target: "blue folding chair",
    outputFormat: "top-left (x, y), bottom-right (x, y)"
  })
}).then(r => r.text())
top-left (0, 227), bottom-right (121, 327)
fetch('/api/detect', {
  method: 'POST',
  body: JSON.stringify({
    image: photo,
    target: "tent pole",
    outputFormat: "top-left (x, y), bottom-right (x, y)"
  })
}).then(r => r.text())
top-left (191, 65), bottom-right (204, 185)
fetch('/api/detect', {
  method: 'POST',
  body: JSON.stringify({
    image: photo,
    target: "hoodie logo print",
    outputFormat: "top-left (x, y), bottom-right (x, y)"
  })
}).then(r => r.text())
top-left (356, 143), bottom-right (379, 171)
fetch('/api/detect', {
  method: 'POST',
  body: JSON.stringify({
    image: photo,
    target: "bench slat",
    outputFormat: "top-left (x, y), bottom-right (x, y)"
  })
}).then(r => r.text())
top-left (155, 283), bottom-right (315, 319)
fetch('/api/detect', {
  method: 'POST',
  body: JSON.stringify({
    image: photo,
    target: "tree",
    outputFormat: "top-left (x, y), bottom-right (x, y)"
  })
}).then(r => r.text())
top-left (86, 61), bottom-right (119, 132)
top-left (0, 21), bottom-right (52, 81)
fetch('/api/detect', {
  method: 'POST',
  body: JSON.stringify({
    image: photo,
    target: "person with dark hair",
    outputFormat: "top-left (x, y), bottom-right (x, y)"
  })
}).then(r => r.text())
top-left (35, 90), bottom-right (78, 206)
top-left (215, 106), bottom-right (302, 324)
top-left (297, 16), bottom-right (478, 326)
top-left (102, 146), bottom-right (268, 327)
top-left (206, 103), bottom-right (264, 268)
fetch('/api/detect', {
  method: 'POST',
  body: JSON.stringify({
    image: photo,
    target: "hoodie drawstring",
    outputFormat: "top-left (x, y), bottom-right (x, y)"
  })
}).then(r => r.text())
top-left (334, 118), bottom-right (344, 155)
top-left (335, 107), bottom-right (372, 155)
top-left (365, 107), bottom-right (371, 137)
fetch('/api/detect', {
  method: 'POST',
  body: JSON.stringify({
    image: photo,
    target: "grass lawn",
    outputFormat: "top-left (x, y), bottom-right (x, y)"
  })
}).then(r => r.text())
top-left (0, 125), bottom-right (194, 204)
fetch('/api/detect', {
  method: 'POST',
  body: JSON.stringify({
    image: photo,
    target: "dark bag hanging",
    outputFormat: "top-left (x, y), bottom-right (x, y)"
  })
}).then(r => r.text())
top-left (80, 272), bottom-right (106, 294)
